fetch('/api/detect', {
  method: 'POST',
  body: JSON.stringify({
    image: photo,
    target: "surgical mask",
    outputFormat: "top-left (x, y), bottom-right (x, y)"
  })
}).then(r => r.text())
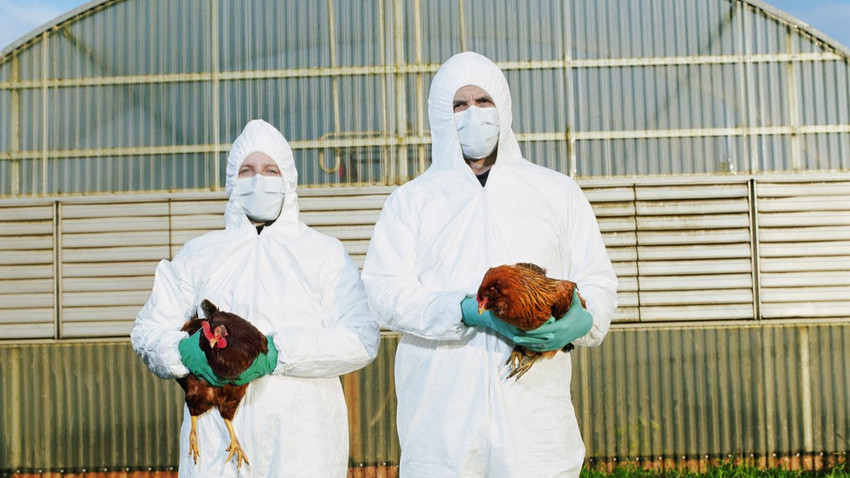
top-left (454, 106), bottom-right (500, 159)
top-left (235, 174), bottom-right (285, 222)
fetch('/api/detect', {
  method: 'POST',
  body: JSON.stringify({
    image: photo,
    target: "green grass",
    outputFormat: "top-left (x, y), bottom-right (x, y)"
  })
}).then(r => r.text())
top-left (581, 462), bottom-right (849, 478)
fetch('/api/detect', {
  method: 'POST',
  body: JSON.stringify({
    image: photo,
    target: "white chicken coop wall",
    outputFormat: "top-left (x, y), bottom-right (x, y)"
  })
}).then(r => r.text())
top-left (1, 176), bottom-right (849, 340)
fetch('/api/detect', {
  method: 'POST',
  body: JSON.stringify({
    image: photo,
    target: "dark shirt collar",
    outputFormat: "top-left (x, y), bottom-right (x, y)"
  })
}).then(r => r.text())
top-left (476, 169), bottom-right (490, 187)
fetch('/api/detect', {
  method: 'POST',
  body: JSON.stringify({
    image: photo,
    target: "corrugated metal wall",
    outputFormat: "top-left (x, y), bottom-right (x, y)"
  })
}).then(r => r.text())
top-left (756, 181), bottom-right (850, 319)
top-left (0, 337), bottom-right (400, 471)
top-left (2, 177), bottom-right (850, 339)
top-left (2, 324), bottom-right (847, 470)
top-left (2, 0), bottom-right (849, 196)
top-left (573, 322), bottom-right (850, 459)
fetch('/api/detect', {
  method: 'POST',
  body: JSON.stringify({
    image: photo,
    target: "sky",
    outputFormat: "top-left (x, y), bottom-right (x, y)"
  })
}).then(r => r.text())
top-left (1, 0), bottom-right (850, 53)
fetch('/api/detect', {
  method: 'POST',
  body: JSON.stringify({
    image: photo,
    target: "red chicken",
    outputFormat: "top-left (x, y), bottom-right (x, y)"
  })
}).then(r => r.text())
top-left (476, 263), bottom-right (586, 380)
top-left (178, 299), bottom-right (268, 470)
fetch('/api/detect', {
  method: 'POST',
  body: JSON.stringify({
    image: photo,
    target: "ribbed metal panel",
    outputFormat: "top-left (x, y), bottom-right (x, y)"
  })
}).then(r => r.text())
top-left (60, 202), bottom-right (167, 338)
top-left (585, 186), bottom-right (638, 322)
top-left (634, 183), bottom-right (754, 322)
top-left (2, 0), bottom-right (850, 196)
top-left (343, 333), bottom-right (401, 466)
top-left (40, 188), bottom-right (390, 339)
top-left (0, 336), bottom-right (399, 471)
top-left (0, 342), bottom-right (182, 469)
top-left (2, 325), bottom-right (848, 470)
top-left (572, 322), bottom-right (850, 459)
top-left (756, 181), bottom-right (850, 319)
top-left (6, 177), bottom-right (850, 338)
top-left (0, 203), bottom-right (55, 339)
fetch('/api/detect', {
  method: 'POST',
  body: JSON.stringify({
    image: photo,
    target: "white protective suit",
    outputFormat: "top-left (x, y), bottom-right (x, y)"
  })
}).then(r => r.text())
top-left (361, 52), bottom-right (618, 477)
top-left (131, 119), bottom-right (380, 478)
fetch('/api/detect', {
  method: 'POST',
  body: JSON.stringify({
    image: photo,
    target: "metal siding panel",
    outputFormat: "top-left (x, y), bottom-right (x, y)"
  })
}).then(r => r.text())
top-left (61, 202), bottom-right (170, 219)
top-left (758, 180), bottom-right (850, 319)
top-left (63, 261), bottom-right (160, 278)
top-left (60, 202), bottom-right (170, 338)
top-left (634, 183), bottom-right (753, 322)
top-left (0, 342), bottom-right (183, 468)
top-left (573, 324), bottom-right (850, 458)
top-left (1, 325), bottom-right (849, 468)
top-left (62, 216), bottom-right (170, 234)
top-left (0, 204), bottom-right (54, 339)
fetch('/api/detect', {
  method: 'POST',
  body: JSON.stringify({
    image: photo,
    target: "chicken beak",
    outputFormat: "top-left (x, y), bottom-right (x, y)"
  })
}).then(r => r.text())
top-left (478, 305), bottom-right (485, 315)
top-left (208, 337), bottom-right (219, 348)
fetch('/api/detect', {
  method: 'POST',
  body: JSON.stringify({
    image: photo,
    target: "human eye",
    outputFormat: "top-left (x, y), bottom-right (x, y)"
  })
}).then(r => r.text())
top-left (477, 96), bottom-right (494, 107)
top-left (453, 100), bottom-right (468, 112)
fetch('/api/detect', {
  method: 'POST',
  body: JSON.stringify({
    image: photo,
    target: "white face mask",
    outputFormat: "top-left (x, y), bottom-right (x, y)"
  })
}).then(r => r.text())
top-left (454, 106), bottom-right (500, 160)
top-left (236, 174), bottom-right (285, 223)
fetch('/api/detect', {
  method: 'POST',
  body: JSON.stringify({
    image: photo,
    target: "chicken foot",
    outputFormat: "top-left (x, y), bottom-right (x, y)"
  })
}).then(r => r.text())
top-left (224, 419), bottom-right (250, 470)
top-left (188, 415), bottom-right (201, 463)
top-left (505, 349), bottom-right (560, 381)
top-left (505, 350), bottom-right (540, 381)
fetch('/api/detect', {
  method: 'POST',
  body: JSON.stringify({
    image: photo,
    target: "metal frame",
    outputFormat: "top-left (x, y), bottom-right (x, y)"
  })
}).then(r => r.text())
top-left (0, 0), bottom-right (849, 196)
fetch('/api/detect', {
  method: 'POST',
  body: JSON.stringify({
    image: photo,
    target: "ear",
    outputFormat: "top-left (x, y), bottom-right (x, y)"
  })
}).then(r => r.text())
top-left (200, 299), bottom-right (219, 318)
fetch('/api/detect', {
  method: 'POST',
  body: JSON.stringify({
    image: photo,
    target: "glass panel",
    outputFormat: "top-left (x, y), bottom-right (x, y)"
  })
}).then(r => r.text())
top-left (218, 0), bottom-right (331, 72)
top-left (50, 0), bottom-right (211, 78)
top-left (47, 83), bottom-right (212, 150)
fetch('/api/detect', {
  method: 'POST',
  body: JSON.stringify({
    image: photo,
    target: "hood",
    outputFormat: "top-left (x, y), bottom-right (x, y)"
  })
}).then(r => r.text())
top-left (427, 51), bottom-right (524, 172)
top-left (223, 119), bottom-right (300, 229)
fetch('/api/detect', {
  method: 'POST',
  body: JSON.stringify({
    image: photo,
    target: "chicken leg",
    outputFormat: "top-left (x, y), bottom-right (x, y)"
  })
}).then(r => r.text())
top-left (188, 415), bottom-right (200, 463)
top-left (506, 349), bottom-right (559, 381)
top-left (224, 419), bottom-right (250, 470)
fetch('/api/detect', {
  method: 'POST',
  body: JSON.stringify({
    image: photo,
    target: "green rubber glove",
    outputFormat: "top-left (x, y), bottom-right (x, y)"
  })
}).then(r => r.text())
top-left (460, 296), bottom-right (546, 347)
top-left (513, 289), bottom-right (593, 352)
top-left (230, 336), bottom-right (279, 385)
top-left (178, 332), bottom-right (279, 387)
top-left (178, 330), bottom-right (229, 387)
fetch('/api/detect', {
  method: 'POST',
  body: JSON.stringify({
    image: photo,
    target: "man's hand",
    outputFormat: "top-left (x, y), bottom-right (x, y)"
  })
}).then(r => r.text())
top-left (513, 290), bottom-right (592, 352)
top-left (178, 331), bottom-right (228, 387)
top-left (461, 296), bottom-right (546, 347)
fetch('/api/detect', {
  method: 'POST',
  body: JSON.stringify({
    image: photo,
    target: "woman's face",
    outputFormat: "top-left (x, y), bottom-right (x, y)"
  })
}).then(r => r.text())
top-left (452, 85), bottom-right (495, 113)
top-left (238, 152), bottom-right (281, 178)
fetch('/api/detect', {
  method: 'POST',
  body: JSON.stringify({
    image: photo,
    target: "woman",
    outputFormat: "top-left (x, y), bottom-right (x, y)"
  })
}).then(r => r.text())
top-left (132, 119), bottom-right (380, 477)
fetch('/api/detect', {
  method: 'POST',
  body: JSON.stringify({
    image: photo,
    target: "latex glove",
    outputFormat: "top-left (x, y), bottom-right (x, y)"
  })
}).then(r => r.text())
top-left (460, 297), bottom-right (546, 347)
top-left (178, 330), bottom-right (229, 387)
top-left (513, 289), bottom-right (592, 352)
top-left (230, 335), bottom-right (279, 385)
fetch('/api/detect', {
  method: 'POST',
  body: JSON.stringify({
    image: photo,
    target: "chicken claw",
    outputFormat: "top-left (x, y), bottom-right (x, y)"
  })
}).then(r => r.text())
top-left (224, 419), bottom-right (250, 470)
top-left (188, 416), bottom-right (201, 463)
top-left (505, 350), bottom-right (534, 381)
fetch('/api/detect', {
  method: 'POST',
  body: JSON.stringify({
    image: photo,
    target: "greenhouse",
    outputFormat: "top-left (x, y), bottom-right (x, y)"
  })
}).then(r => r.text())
top-left (0, 0), bottom-right (849, 473)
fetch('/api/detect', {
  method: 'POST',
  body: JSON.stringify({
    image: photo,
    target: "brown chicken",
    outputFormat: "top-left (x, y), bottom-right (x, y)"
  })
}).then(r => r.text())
top-left (476, 263), bottom-right (586, 380)
top-left (178, 299), bottom-right (268, 470)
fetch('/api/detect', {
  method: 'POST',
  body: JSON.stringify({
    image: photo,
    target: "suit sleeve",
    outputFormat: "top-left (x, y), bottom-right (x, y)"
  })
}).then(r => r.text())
top-left (360, 190), bottom-right (470, 340)
top-left (130, 251), bottom-right (195, 379)
top-left (563, 180), bottom-right (619, 348)
top-left (271, 247), bottom-right (381, 377)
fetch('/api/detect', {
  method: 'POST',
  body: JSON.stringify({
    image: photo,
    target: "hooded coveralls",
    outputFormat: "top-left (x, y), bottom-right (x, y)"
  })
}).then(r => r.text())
top-left (131, 120), bottom-right (380, 478)
top-left (361, 52), bottom-right (619, 477)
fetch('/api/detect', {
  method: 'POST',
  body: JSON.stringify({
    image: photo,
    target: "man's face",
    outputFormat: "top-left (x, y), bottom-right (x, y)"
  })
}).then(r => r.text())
top-left (239, 152), bottom-right (282, 178)
top-left (453, 85), bottom-right (495, 113)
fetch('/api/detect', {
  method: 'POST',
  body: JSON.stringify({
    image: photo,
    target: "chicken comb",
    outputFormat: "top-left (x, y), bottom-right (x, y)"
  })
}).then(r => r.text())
top-left (201, 320), bottom-right (228, 349)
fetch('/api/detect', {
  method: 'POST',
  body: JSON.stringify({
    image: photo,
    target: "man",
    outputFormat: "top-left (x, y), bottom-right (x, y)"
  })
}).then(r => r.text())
top-left (361, 52), bottom-right (618, 477)
top-left (132, 120), bottom-right (380, 477)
